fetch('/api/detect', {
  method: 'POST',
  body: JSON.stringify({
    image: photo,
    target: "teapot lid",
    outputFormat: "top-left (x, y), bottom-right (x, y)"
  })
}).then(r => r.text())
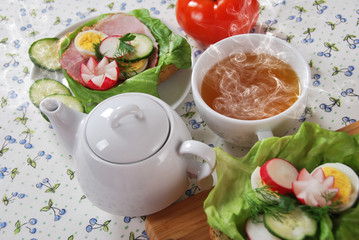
top-left (85, 94), bottom-right (170, 164)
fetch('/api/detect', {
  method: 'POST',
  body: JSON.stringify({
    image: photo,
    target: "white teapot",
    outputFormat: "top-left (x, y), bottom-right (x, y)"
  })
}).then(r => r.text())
top-left (40, 93), bottom-right (216, 216)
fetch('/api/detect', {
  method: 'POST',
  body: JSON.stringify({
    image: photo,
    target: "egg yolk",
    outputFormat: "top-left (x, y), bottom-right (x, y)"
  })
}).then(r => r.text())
top-left (322, 166), bottom-right (352, 204)
top-left (75, 31), bottom-right (105, 52)
top-left (128, 59), bottom-right (148, 72)
top-left (119, 59), bottom-right (148, 77)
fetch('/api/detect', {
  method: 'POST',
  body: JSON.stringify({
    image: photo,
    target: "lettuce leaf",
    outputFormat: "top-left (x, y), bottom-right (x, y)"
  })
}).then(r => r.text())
top-left (129, 9), bottom-right (192, 69)
top-left (204, 122), bottom-right (359, 239)
top-left (59, 9), bottom-right (191, 113)
top-left (64, 67), bottom-right (159, 110)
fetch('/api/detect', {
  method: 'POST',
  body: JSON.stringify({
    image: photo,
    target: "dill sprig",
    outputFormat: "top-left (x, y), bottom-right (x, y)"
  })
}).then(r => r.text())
top-left (113, 33), bottom-right (135, 59)
top-left (113, 34), bottom-right (137, 79)
top-left (92, 33), bottom-right (135, 60)
top-left (93, 42), bottom-right (103, 60)
top-left (298, 192), bottom-right (342, 221)
top-left (245, 186), bottom-right (340, 223)
top-left (116, 61), bottom-right (137, 79)
top-left (245, 186), bottom-right (296, 223)
top-left (92, 33), bottom-right (137, 79)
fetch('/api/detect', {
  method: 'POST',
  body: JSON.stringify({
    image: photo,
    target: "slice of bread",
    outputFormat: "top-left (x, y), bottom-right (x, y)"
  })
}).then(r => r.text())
top-left (158, 63), bottom-right (179, 85)
top-left (209, 226), bottom-right (232, 240)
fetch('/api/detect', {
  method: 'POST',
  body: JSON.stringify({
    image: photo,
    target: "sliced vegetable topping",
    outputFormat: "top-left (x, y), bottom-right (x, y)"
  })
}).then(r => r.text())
top-left (29, 78), bottom-right (71, 107)
top-left (263, 207), bottom-right (317, 240)
top-left (259, 158), bottom-right (299, 195)
top-left (292, 168), bottom-right (338, 207)
top-left (99, 35), bottom-right (128, 59)
top-left (99, 33), bottom-right (153, 62)
top-left (80, 57), bottom-right (119, 90)
top-left (245, 216), bottom-right (280, 240)
top-left (29, 78), bottom-right (83, 121)
top-left (29, 38), bottom-right (62, 71)
top-left (123, 33), bottom-right (153, 62)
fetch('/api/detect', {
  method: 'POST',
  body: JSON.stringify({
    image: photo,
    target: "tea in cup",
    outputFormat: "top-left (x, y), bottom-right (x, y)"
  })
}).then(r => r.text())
top-left (191, 34), bottom-right (310, 146)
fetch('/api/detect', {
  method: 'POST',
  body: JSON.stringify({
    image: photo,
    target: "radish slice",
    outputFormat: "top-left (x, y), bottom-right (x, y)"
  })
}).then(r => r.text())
top-left (80, 57), bottom-right (119, 91)
top-left (246, 216), bottom-right (280, 240)
top-left (259, 158), bottom-right (299, 195)
top-left (292, 168), bottom-right (339, 207)
top-left (312, 167), bottom-right (325, 181)
top-left (86, 56), bottom-right (97, 70)
top-left (99, 36), bottom-right (122, 59)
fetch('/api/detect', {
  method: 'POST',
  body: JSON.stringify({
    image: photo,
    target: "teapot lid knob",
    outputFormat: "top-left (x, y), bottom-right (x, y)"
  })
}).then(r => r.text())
top-left (85, 93), bottom-right (170, 164)
top-left (110, 104), bottom-right (144, 129)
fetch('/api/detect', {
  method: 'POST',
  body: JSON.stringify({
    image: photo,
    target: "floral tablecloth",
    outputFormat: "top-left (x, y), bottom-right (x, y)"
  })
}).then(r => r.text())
top-left (1, 0), bottom-right (359, 239)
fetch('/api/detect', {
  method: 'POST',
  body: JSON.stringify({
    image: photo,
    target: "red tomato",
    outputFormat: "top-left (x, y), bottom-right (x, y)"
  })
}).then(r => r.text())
top-left (176, 0), bottom-right (260, 46)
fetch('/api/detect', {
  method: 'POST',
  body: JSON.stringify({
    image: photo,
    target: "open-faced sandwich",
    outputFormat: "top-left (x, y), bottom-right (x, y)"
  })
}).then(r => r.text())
top-left (29, 9), bottom-right (192, 113)
top-left (204, 122), bottom-right (359, 240)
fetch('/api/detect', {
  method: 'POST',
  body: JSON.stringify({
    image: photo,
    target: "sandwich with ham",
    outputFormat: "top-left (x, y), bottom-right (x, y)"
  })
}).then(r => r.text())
top-left (56, 9), bottom-right (191, 112)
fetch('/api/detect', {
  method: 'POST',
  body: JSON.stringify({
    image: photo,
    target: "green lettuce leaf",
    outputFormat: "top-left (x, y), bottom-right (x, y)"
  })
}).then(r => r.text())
top-left (128, 9), bottom-right (192, 69)
top-left (59, 9), bottom-right (191, 113)
top-left (64, 67), bottom-right (159, 110)
top-left (204, 122), bottom-right (359, 240)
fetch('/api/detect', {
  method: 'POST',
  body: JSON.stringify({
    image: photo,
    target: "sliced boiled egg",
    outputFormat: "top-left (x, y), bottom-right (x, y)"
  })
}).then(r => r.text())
top-left (312, 163), bottom-right (359, 212)
top-left (118, 58), bottom-right (148, 79)
top-left (251, 166), bottom-right (263, 190)
top-left (75, 30), bottom-right (108, 57)
top-left (250, 166), bottom-right (280, 201)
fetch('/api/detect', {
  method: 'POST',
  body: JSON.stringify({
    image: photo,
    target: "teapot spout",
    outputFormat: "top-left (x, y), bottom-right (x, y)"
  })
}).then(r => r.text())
top-left (39, 98), bottom-right (86, 154)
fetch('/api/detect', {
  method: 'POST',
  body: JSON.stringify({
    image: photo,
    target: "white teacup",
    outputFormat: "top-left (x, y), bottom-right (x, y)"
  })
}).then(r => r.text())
top-left (191, 34), bottom-right (311, 147)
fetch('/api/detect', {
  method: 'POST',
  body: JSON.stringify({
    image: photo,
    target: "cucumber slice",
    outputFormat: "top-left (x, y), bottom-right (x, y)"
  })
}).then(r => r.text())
top-left (44, 94), bottom-right (84, 113)
top-left (264, 207), bottom-right (317, 240)
top-left (123, 33), bottom-right (154, 62)
top-left (29, 38), bottom-right (61, 71)
top-left (29, 78), bottom-right (71, 107)
top-left (246, 216), bottom-right (280, 240)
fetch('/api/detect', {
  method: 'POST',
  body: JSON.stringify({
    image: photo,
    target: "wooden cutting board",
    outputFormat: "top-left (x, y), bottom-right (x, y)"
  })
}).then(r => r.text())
top-left (145, 121), bottom-right (359, 240)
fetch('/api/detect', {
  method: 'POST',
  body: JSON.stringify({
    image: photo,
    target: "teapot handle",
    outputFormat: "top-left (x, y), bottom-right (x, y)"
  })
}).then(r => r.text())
top-left (179, 140), bottom-right (216, 190)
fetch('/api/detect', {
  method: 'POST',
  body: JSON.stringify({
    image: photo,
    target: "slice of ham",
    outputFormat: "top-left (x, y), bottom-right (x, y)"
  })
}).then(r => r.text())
top-left (93, 14), bottom-right (156, 43)
top-left (59, 42), bottom-right (87, 85)
top-left (60, 13), bottom-right (159, 86)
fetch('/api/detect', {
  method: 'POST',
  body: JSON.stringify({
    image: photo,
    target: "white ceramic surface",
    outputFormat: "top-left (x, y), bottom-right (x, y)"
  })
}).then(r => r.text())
top-left (39, 93), bottom-right (216, 216)
top-left (191, 33), bottom-right (311, 146)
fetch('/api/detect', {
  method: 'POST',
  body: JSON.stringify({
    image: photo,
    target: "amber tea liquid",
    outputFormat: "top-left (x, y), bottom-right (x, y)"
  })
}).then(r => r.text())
top-left (201, 52), bottom-right (300, 120)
